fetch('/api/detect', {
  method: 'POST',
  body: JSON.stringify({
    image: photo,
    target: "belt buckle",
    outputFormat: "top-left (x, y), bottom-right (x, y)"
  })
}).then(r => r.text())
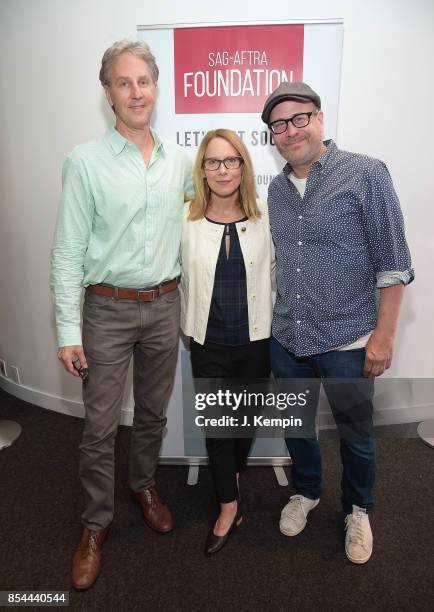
top-left (137, 287), bottom-right (158, 301)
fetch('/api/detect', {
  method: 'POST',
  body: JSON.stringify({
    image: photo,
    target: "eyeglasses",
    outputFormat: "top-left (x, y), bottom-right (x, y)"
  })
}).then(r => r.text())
top-left (202, 156), bottom-right (244, 171)
top-left (269, 111), bottom-right (318, 134)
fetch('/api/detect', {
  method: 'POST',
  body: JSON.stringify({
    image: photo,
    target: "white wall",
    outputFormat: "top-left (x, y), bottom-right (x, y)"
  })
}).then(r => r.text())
top-left (1, 0), bottom-right (433, 424)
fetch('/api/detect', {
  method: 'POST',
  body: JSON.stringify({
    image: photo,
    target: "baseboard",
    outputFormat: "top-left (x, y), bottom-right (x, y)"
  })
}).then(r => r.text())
top-left (0, 375), bottom-right (133, 423)
top-left (2, 374), bottom-right (432, 432)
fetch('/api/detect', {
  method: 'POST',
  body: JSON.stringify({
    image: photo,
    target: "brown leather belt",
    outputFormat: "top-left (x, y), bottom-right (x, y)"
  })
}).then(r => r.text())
top-left (86, 277), bottom-right (179, 302)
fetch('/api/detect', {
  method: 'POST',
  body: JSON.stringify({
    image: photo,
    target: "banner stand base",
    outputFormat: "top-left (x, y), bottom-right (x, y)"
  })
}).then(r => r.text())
top-left (186, 462), bottom-right (290, 487)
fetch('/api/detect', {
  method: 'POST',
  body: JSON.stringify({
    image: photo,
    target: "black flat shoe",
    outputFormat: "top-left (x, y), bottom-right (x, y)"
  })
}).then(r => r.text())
top-left (204, 503), bottom-right (243, 557)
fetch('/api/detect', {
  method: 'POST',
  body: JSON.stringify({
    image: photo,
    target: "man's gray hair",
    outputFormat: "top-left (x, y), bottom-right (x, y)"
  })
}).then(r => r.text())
top-left (99, 39), bottom-right (159, 86)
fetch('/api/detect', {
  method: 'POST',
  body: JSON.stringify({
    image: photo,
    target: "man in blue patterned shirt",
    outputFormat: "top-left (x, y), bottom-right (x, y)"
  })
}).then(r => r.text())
top-left (261, 81), bottom-right (413, 564)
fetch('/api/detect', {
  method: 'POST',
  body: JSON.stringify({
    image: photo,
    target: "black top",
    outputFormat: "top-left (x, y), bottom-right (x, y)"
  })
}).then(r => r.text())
top-left (205, 217), bottom-right (249, 346)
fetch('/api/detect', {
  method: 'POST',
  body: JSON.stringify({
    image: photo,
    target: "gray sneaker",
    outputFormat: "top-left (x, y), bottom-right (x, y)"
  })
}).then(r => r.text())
top-left (345, 505), bottom-right (373, 564)
top-left (279, 494), bottom-right (320, 537)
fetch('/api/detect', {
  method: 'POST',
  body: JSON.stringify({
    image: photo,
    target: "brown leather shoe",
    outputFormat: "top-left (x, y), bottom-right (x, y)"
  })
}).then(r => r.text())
top-left (133, 486), bottom-right (174, 533)
top-left (71, 525), bottom-right (110, 590)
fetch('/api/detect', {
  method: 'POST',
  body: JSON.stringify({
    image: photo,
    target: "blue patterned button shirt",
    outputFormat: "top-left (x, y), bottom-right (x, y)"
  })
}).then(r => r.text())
top-left (268, 140), bottom-right (414, 357)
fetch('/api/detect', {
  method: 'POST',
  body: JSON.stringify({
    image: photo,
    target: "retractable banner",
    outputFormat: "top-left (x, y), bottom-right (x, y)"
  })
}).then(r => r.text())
top-left (137, 22), bottom-right (343, 458)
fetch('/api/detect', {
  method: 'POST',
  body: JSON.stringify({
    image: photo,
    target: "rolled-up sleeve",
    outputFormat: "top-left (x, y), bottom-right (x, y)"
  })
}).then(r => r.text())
top-left (362, 160), bottom-right (414, 288)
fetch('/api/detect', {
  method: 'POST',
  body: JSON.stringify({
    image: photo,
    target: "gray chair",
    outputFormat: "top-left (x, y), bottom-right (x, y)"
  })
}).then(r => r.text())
top-left (0, 420), bottom-right (22, 450)
top-left (417, 420), bottom-right (434, 448)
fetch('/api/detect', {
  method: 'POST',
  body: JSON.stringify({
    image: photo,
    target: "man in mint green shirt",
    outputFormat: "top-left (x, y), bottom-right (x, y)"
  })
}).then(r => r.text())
top-left (50, 40), bottom-right (193, 590)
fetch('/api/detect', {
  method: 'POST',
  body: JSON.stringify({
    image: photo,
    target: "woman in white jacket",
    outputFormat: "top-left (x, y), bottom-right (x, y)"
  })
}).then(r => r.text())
top-left (180, 129), bottom-right (274, 556)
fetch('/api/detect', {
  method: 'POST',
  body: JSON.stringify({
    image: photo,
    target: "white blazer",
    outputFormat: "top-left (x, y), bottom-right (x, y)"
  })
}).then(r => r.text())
top-left (180, 200), bottom-right (275, 345)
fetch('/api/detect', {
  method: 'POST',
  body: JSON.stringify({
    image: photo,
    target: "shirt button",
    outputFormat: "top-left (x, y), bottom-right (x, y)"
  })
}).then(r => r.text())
top-left (251, 294), bottom-right (256, 300)
top-left (298, 241), bottom-right (302, 246)
top-left (241, 226), bottom-right (246, 232)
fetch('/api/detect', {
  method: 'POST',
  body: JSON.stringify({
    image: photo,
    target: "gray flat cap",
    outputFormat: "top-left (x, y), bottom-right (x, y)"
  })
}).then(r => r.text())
top-left (261, 82), bottom-right (321, 124)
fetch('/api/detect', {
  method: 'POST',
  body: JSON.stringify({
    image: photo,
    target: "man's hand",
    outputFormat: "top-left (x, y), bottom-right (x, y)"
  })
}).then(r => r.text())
top-left (57, 345), bottom-right (88, 377)
top-left (363, 283), bottom-right (405, 378)
top-left (363, 331), bottom-right (394, 379)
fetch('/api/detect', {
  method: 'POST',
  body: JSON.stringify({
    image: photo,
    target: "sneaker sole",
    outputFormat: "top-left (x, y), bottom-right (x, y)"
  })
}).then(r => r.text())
top-left (279, 499), bottom-right (320, 537)
top-left (345, 548), bottom-right (372, 564)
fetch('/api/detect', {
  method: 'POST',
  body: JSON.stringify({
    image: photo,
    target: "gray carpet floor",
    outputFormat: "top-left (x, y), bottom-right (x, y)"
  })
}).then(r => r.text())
top-left (1, 387), bottom-right (433, 611)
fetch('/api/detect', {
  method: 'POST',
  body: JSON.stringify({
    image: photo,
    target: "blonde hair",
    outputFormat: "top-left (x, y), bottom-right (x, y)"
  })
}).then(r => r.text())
top-left (189, 129), bottom-right (260, 220)
top-left (99, 39), bottom-right (159, 86)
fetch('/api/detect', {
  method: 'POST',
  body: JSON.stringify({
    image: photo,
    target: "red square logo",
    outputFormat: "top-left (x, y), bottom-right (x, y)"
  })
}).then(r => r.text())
top-left (174, 24), bottom-right (304, 114)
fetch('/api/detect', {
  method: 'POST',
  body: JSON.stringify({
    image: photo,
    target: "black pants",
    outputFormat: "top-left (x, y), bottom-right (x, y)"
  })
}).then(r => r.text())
top-left (190, 338), bottom-right (270, 503)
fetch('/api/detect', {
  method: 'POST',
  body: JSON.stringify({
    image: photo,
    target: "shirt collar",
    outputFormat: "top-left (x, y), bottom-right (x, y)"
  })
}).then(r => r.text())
top-left (105, 126), bottom-right (127, 155)
top-left (150, 128), bottom-right (164, 158)
top-left (283, 139), bottom-right (337, 177)
top-left (316, 139), bottom-right (337, 168)
top-left (105, 125), bottom-right (164, 157)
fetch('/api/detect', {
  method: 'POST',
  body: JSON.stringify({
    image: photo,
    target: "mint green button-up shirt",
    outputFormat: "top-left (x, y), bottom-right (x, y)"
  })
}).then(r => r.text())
top-left (50, 127), bottom-right (194, 347)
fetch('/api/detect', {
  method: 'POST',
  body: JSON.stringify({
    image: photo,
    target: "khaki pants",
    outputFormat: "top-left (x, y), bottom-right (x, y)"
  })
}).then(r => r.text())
top-left (79, 288), bottom-right (180, 530)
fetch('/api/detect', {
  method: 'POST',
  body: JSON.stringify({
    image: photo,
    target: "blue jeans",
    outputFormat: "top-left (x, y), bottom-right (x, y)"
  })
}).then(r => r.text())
top-left (270, 336), bottom-right (376, 514)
